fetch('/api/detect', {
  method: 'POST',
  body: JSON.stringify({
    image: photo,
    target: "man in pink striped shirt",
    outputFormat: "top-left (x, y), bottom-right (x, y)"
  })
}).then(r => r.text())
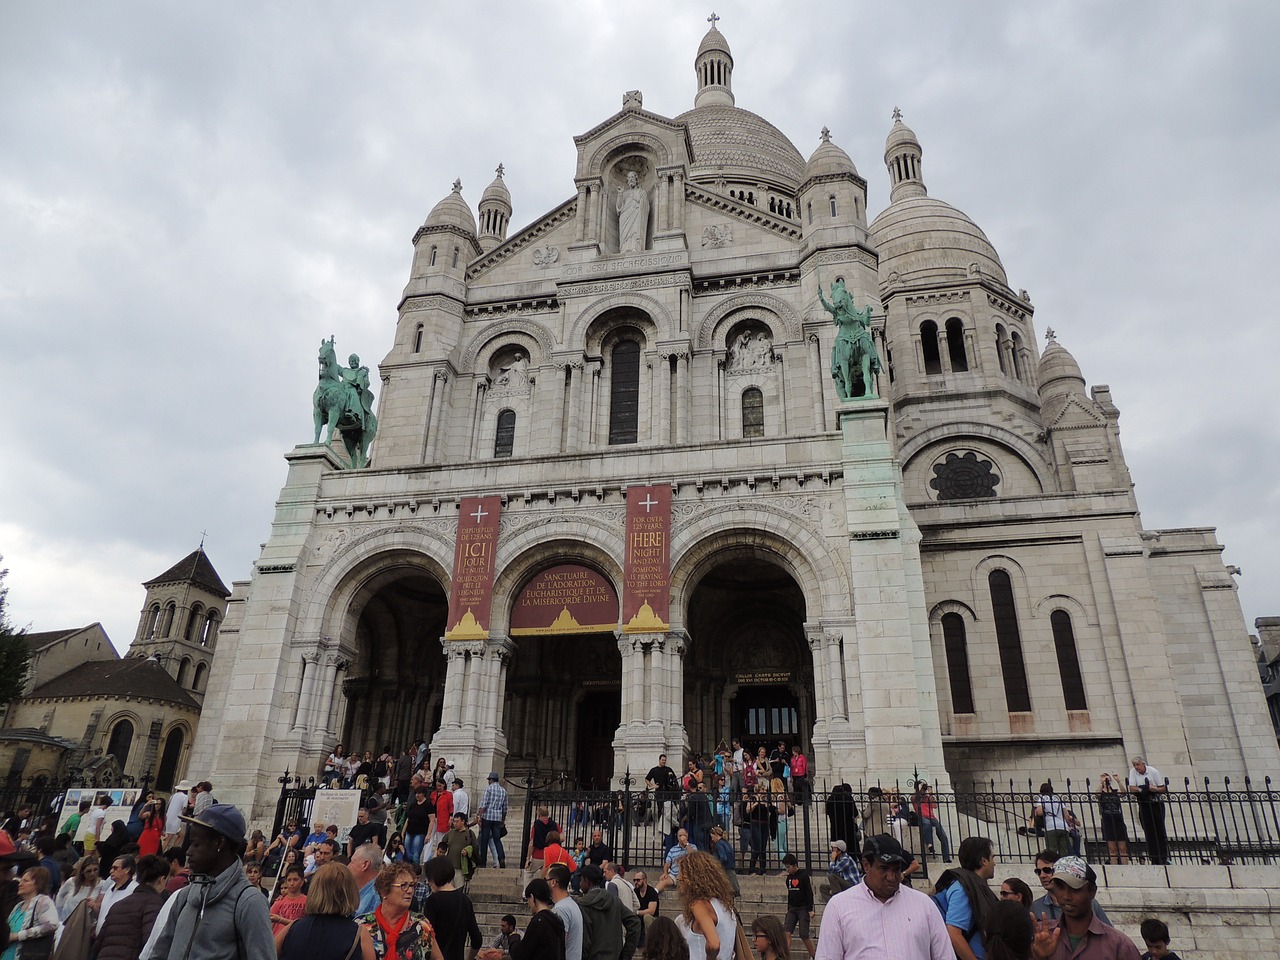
top-left (815, 834), bottom-right (955, 960)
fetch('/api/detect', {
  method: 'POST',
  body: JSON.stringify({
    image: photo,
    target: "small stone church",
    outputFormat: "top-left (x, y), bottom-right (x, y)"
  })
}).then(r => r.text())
top-left (0, 548), bottom-right (229, 790)
top-left (189, 20), bottom-right (1278, 820)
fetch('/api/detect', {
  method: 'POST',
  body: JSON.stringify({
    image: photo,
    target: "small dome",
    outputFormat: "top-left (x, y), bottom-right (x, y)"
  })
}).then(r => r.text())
top-left (424, 180), bottom-right (477, 235)
top-left (885, 114), bottom-right (920, 156)
top-left (697, 25), bottom-right (733, 61)
top-left (805, 129), bottom-right (858, 180)
top-left (480, 165), bottom-right (511, 207)
top-left (1038, 337), bottom-right (1086, 397)
top-left (870, 196), bottom-right (1007, 286)
top-left (675, 104), bottom-right (806, 190)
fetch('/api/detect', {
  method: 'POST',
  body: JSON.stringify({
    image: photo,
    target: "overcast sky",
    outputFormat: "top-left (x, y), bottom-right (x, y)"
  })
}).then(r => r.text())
top-left (2, 2), bottom-right (1276, 656)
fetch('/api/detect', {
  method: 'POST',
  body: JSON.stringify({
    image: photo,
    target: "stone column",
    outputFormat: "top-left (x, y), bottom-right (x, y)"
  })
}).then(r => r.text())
top-left (425, 371), bottom-right (449, 462)
top-left (313, 654), bottom-right (347, 738)
top-left (675, 352), bottom-right (690, 443)
top-left (292, 653), bottom-right (318, 733)
top-left (673, 173), bottom-right (686, 232)
top-left (657, 352), bottom-right (672, 443)
top-left (613, 631), bottom-right (687, 783)
top-left (575, 184), bottom-right (589, 241)
top-left (438, 641), bottom-right (467, 730)
top-left (808, 333), bottom-right (825, 432)
top-left (657, 176), bottom-right (670, 233)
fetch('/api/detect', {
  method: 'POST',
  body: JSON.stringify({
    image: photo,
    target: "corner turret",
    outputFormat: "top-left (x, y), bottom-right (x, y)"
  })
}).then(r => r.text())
top-left (477, 165), bottom-right (512, 253)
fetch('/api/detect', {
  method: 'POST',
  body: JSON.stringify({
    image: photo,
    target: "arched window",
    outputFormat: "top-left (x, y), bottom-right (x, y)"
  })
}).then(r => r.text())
top-left (920, 321), bottom-right (942, 375)
top-left (995, 323), bottom-right (1008, 374)
top-left (829, 195), bottom-right (837, 217)
top-left (144, 604), bottom-right (160, 638)
top-left (988, 570), bottom-right (1031, 711)
top-left (741, 388), bottom-right (764, 438)
top-left (184, 604), bottom-right (203, 643)
top-left (451, 247), bottom-right (460, 268)
top-left (1050, 610), bottom-right (1088, 710)
top-left (941, 613), bottom-right (975, 714)
top-left (1010, 331), bottom-right (1025, 381)
top-left (106, 719), bottom-right (134, 769)
top-left (155, 727), bottom-right (184, 791)
top-left (807, 202), bottom-right (813, 224)
top-left (429, 246), bottom-right (437, 267)
top-left (494, 409), bottom-right (516, 458)
top-left (945, 318), bottom-right (968, 372)
top-left (193, 662), bottom-right (208, 693)
top-left (160, 601), bottom-right (177, 638)
top-left (608, 340), bottom-right (641, 445)
top-left (886, 349), bottom-right (895, 384)
top-left (176, 657), bottom-right (191, 688)
top-left (200, 613), bottom-right (219, 647)
top-left (414, 324), bottom-right (424, 353)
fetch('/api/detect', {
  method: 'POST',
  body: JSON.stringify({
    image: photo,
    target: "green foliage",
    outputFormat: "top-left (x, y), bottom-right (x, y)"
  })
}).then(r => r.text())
top-left (0, 555), bottom-right (30, 704)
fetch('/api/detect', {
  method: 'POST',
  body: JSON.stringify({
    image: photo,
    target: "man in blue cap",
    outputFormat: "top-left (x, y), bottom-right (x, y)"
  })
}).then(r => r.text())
top-left (147, 803), bottom-right (274, 960)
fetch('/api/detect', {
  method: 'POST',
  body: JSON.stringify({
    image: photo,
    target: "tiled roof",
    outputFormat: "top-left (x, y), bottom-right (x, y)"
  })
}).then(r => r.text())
top-left (143, 549), bottom-right (230, 598)
top-left (25, 656), bottom-right (199, 709)
top-left (20, 627), bottom-right (83, 653)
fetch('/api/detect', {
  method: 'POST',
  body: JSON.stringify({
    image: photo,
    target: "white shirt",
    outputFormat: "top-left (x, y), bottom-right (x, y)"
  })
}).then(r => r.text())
top-left (452, 787), bottom-right (470, 818)
top-left (97, 878), bottom-right (139, 933)
top-left (1128, 765), bottom-right (1165, 791)
top-left (815, 880), bottom-right (953, 960)
top-left (675, 897), bottom-right (737, 960)
top-left (165, 791), bottom-right (187, 834)
top-left (608, 875), bottom-right (639, 912)
top-left (1039, 794), bottom-right (1068, 832)
top-left (553, 895), bottom-right (584, 960)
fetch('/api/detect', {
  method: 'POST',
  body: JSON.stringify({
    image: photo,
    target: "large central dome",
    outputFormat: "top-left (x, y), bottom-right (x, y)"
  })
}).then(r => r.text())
top-left (675, 104), bottom-right (806, 192)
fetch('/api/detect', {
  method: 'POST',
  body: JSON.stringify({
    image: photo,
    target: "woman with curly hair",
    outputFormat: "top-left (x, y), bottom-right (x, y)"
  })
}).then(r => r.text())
top-left (356, 863), bottom-right (444, 960)
top-left (674, 851), bottom-right (737, 960)
top-left (750, 916), bottom-right (790, 960)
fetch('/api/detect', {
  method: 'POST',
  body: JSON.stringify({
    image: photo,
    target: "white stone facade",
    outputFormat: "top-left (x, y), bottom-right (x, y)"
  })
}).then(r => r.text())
top-left (190, 24), bottom-right (1279, 820)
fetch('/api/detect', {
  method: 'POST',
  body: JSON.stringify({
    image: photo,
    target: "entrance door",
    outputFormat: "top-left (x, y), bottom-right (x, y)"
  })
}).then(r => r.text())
top-left (732, 684), bottom-right (801, 756)
top-left (576, 692), bottom-right (621, 789)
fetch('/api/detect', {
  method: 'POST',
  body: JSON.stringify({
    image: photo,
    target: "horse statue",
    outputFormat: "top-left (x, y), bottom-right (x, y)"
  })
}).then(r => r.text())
top-left (313, 337), bottom-right (378, 468)
top-left (818, 277), bottom-right (881, 400)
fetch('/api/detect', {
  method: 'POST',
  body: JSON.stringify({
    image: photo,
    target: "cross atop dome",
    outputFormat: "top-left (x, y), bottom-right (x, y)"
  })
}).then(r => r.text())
top-left (707, 11), bottom-right (720, 25)
top-left (1045, 327), bottom-right (1057, 344)
top-left (892, 106), bottom-right (903, 122)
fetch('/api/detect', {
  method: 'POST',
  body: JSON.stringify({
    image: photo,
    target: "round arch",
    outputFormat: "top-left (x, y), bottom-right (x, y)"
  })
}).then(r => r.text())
top-left (569, 293), bottom-right (673, 352)
top-left (460, 318), bottom-right (555, 372)
top-left (696, 292), bottom-right (804, 350)
top-left (899, 423), bottom-right (1053, 489)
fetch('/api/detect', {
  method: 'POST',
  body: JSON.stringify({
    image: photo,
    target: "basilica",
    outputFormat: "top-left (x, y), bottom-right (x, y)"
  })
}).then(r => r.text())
top-left (190, 22), bottom-right (1278, 820)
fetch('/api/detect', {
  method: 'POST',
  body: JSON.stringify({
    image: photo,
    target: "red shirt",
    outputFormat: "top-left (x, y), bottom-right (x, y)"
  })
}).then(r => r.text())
top-left (435, 789), bottom-right (453, 826)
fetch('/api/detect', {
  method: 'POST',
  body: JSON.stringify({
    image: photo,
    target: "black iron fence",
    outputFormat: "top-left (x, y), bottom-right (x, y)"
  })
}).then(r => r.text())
top-left (1, 773), bottom-right (155, 827)
top-left (514, 774), bottom-right (1280, 878)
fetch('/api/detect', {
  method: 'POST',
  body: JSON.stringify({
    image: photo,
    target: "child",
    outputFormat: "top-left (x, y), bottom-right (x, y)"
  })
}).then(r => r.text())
top-left (1139, 918), bottom-right (1181, 960)
top-left (569, 837), bottom-right (588, 893)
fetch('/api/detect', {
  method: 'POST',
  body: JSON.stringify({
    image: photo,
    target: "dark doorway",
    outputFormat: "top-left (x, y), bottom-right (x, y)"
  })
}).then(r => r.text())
top-left (732, 685), bottom-right (801, 757)
top-left (576, 692), bottom-right (621, 789)
top-left (155, 728), bottom-right (184, 791)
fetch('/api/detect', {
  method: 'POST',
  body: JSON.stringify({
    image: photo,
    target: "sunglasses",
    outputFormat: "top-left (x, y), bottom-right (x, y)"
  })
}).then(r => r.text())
top-left (999, 889), bottom-right (1020, 898)
top-left (1034, 867), bottom-right (1055, 876)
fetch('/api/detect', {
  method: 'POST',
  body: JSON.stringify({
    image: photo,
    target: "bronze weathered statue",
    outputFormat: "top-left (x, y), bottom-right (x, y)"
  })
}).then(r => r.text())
top-left (313, 337), bottom-right (378, 468)
top-left (818, 277), bottom-right (881, 400)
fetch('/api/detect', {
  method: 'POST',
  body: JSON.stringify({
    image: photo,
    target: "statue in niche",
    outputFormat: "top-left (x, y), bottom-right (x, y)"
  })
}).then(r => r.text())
top-left (818, 277), bottom-right (881, 400)
top-left (495, 351), bottom-right (531, 391)
top-left (727, 328), bottom-right (774, 373)
top-left (615, 170), bottom-right (650, 253)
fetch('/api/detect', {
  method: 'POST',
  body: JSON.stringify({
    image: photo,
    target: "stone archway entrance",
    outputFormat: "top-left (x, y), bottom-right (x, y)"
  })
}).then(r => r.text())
top-left (502, 563), bottom-right (622, 785)
top-left (685, 556), bottom-right (813, 760)
top-left (340, 571), bottom-right (448, 752)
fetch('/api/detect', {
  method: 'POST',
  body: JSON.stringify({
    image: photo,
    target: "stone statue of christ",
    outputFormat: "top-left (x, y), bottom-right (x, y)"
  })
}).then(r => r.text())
top-left (616, 171), bottom-right (649, 252)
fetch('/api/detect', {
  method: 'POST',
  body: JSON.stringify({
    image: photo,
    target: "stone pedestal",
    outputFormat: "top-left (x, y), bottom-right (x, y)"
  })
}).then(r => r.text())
top-left (837, 399), bottom-right (950, 788)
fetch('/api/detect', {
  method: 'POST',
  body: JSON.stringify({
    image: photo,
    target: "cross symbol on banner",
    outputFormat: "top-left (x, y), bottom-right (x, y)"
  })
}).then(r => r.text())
top-left (470, 505), bottom-right (488, 523)
top-left (639, 494), bottom-right (658, 513)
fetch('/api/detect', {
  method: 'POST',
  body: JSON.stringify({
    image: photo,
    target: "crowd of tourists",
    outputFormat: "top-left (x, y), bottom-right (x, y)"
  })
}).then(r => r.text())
top-left (1, 746), bottom-right (1186, 960)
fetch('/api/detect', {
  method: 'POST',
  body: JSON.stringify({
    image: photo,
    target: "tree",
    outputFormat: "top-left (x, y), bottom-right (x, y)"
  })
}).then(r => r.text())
top-left (0, 555), bottom-right (30, 705)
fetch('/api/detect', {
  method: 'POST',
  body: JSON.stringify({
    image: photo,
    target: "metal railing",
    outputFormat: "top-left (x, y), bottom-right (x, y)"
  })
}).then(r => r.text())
top-left (511, 773), bottom-right (1280, 878)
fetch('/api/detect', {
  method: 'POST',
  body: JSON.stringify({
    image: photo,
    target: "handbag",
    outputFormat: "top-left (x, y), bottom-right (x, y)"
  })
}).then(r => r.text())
top-left (731, 910), bottom-right (753, 960)
top-left (18, 896), bottom-right (56, 960)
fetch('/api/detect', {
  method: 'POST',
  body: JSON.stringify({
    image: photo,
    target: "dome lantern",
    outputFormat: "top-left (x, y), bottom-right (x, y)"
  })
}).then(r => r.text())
top-left (884, 106), bottom-right (927, 202)
top-left (478, 163), bottom-right (512, 253)
top-left (694, 13), bottom-right (735, 108)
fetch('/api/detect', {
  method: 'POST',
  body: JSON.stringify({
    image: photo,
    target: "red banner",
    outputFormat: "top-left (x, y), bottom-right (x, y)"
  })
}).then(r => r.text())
top-left (510, 564), bottom-right (619, 636)
top-left (446, 495), bottom-right (502, 639)
top-left (622, 484), bottom-right (671, 633)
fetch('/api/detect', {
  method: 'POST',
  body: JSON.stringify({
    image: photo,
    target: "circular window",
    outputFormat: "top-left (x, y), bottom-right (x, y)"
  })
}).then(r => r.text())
top-left (929, 451), bottom-right (1000, 501)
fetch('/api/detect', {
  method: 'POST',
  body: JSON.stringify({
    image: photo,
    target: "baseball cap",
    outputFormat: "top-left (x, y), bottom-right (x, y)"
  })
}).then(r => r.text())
top-left (829, 839), bottom-right (847, 853)
top-left (181, 803), bottom-right (247, 845)
top-left (1050, 856), bottom-right (1096, 889)
top-left (861, 833), bottom-right (909, 866)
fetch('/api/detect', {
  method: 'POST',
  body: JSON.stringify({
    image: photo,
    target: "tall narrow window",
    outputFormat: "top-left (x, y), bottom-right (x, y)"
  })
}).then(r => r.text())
top-left (161, 602), bottom-right (177, 638)
top-left (107, 719), bottom-right (134, 769)
top-left (742, 388), bottom-right (764, 438)
top-left (945, 318), bottom-right (968, 371)
top-left (941, 613), bottom-right (975, 714)
top-left (494, 409), bottom-right (516, 458)
top-left (144, 604), bottom-right (160, 638)
top-left (193, 662), bottom-right (208, 692)
top-left (989, 570), bottom-right (1032, 711)
top-left (155, 728), bottom-right (184, 791)
top-left (995, 323), bottom-right (1008, 374)
top-left (184, 604), bottom-right (203, 643)
top-left (1050, 610), bottom-right (1088, 710)
top-left (1010, 331), bottom-right (1024, 381)
top-left (414, 324), bottom-right (424, 353)
top-left (829, 196), bottom-right (837, 217)
top-left (887, 349), bottom-right (895, 384)
top-left (201, 613), bottom-right (219, 647)
top-left (807, 202), bottom-right (813, 224)
top-left (451, 247), bottom-right (460, 268)
top-left (920, 321), bottom-right (942, 375)
top-left (608, 340), bottom-right (641, 445)
top-left (429, 246), bottom-right (437, 267)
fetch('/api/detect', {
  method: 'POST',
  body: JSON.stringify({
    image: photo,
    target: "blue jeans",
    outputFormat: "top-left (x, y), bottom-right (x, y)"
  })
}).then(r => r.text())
top-left (405, 832), bottom-right (426, 863)
top-left (477, 820), bottom-right (505, 867)
top-left (920, 817), bottom-right (950, 860)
